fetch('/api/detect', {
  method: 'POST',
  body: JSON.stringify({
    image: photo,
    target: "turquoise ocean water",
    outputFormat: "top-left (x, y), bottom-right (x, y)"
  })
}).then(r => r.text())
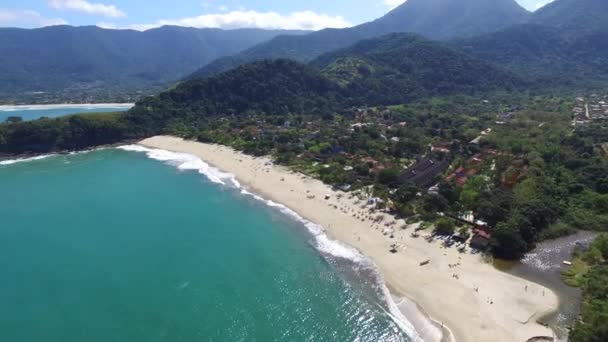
top-left (0, 105), bottom-right (131, 121)
top-left (0, 146), bottom-right (414, 342)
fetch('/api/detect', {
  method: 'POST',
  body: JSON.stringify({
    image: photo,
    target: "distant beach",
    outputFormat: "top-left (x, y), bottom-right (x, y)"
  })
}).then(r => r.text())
top-left (0, 104), bottom-right (134, 122)
top-left (140, 136), bottom-right (561, 342)
top-left (0, 103), bottom-right (134, 111)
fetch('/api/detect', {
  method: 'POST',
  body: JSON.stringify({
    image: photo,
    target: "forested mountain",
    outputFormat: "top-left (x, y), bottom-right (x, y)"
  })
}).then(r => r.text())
top-left (531, 0), bottom-right (608, 33)
top-left (454, 0), bottom-right (608, 87)
top-left (313, 33), bottom-right (523, 105)
top-left (0, 25), bottom-right (307, 97)
top-left (0, 35), bottom-right (524, 153)
top-left (125, 60), bottom-right (345, 137)
top-left (189, 0), bottom-right (530, 79)
top-left (128, 34), bottom-right (522, 134)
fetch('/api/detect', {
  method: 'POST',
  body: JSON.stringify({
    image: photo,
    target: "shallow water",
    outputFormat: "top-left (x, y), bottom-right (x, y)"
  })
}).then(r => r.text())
top-left (0, 148), bottom-right (413, 342)
top-left (496, 231), bottom-right (597, 341)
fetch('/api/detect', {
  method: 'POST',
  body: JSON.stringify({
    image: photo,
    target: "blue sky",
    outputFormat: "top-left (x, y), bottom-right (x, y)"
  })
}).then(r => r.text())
top-left (0, 0), bottom-right (555, 31)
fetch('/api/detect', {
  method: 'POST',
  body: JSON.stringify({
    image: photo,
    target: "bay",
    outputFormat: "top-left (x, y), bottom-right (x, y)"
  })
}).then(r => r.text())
top-left (0, 149), bottom-right (410, 342)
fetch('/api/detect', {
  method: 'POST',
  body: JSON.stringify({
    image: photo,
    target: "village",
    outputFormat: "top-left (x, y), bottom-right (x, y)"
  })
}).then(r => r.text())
top-left (195, 95), bottom-right (599, 260)
top-left (572, 94), bottom-right (608, 127)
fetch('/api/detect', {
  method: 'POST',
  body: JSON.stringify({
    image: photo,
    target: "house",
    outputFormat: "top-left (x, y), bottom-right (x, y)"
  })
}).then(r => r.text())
top-left (470, 230), bottom-right (491, 250)
top-left (398, 159), bottom-right (451, 188)
top-left (431, 141), bottom-right (453, 154)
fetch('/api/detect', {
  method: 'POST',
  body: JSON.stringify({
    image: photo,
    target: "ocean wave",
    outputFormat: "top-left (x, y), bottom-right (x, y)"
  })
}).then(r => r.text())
top-left (237, 190), bottom-right (422, 341)
top-left (118, 144), bottom-right (422, 341)
top-left (0, 147), bottom-right (108, 167)
top-left (117, 145), bottom-right (239, 187)
top-left (0, 154), bottom-right (56, 166)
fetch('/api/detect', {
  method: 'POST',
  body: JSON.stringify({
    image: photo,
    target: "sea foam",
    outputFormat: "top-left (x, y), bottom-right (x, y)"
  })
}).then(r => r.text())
top-left (117, 145), bottom-right (239, 187)
top-left (117, 144), bottom-right (423, 341)
top-left (0, 154), bottom-right (56, 166)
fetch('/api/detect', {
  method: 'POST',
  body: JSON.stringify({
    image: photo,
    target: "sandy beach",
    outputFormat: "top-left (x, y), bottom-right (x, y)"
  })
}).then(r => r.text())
top-left (140, 136), bottom-right (559, 342)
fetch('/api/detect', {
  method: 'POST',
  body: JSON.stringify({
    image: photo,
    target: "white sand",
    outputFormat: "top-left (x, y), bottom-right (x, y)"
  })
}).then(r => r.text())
top-left (140, 136), bottom-right (559, 342)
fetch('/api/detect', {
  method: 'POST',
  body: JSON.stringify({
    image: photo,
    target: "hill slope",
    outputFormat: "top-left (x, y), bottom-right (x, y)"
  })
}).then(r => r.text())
top-left (0, 25), bottom-right (307, 98)
top-left (531, 0), bottom-right (608, 33)
top-left (449, 0), bottom-right (608, 87)
top-left (0, 36), bottom-right (526, 154)
top-left (125, 60), bottom-right (345, 135)
top-left (313, 33), bottom-right (524, 105)
top-left (129, 34), bottom-right (523, 134)
top-left (189, 0), bottom-right (529, 78)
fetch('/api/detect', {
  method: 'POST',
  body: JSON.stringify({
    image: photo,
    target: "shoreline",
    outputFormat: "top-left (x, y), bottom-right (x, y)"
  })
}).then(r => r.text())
top-left (138, 136), bottom-right (560, 342)
top-left (0, 103), bottom-right (134, 111)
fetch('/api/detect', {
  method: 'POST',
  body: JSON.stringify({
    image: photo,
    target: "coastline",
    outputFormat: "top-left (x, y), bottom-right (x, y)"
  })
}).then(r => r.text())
top-left (139, 135), bottom-right (560, 342)
top-left (0, 103), bottom-right (134, 111)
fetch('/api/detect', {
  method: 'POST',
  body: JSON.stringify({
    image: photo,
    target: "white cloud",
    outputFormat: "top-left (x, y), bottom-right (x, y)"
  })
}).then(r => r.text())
top-left (48, 0), bottom-right (126, 18)
top-left (130, 10), bottom-right (351, 31)
top-left (384, 0), bottom-right (405, 10)
top-left (0, 10), bottom-right (67, 28)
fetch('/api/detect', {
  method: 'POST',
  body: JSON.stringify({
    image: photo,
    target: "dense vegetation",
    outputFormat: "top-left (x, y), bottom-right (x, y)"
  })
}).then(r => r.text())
top-left (472, 109), bottom-right (608, 258)
top-left (0, 113), bottom-right (128, 154)
top-left (313, 34), bottom-right (524, 105)
top-left (454, 25), bottom-right (608, 88)
top-left (0, 25), bottom-right (306, 100)
top-left (531, 0), bottom-right (608, 34)
top-left (189, 0), bottom-right (530, 78)
top-left (124, 60), bottom-right (345, 137)
top-left (3, 40), bottom-right (526, 156)
top-left (564, 234), bottom-right (608, 342)
top-left (192, 0), bottom-right (608, 93)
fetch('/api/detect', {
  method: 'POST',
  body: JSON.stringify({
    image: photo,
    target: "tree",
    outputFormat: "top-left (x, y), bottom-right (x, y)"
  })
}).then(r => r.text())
top-left (5, 116), bottom-right (23, 124)
top-left (476, 190), bottom-right (513, 227)
top-left (422, 193), bottom-right (448, 213)
top-left (393, 184), bottom-right (419, 203)
top-left (377, 168), bottom-right (400, 186)
top-left (435, 218), bottom-right (456, 235)
top-left (460, 176), bottom-right (489, 209)
top-left (492, 219), bottom-right (529, 259)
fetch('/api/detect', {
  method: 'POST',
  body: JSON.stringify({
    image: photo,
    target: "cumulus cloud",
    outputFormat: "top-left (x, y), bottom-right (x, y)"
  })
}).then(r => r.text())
top-left (0, 10), bottom-right (67, 28)
top-left (48, 0), bottom-right (126, 18)
top-left (130, 9), bottom-right (351, 31)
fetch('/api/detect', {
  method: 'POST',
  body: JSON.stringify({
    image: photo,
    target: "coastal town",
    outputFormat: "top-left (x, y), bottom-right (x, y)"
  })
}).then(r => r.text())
top-left (2, 0), bottom-right (608, 341)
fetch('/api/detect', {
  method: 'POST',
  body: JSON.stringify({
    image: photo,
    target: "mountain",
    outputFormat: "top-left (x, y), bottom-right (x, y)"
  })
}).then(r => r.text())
top-left (374, 0), bottom-right (529, 40)
top-left (189, 0), bottom-right (530, 79)
top-left (454, 0), bottom-right (608, 87)
top-left (128, 34), bottom-right (523, 135)
top-left (312, 33), bottom-right (524, 105)
top-left (0, 34), bottom-right (525, 154)
top-left (455, 24), bottom-right (608, 86)
top-left (532, 0), bottom-right (608, 33)
top-left (125, 60), bottom-right (344, 136)
top-left (0, 25), bottom-right (307, 98)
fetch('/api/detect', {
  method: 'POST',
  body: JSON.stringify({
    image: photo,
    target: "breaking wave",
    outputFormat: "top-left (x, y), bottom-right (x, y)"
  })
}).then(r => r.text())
top-left (0, 154), bottom-right (56, 166)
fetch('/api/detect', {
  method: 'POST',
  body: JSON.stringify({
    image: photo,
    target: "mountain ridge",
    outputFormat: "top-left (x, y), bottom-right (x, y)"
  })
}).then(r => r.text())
top-left (0, 25), bottom-right (308, 98)
top-left (189, 0), bottom-right (530, 79)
